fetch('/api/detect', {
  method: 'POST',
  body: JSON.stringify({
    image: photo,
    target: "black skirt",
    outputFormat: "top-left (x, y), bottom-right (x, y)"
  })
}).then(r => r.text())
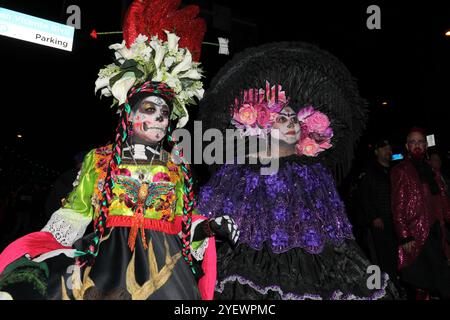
top-left (0, 227), bottom-right (201, 300)
top-left (214, 240), bottom-right (398, 300)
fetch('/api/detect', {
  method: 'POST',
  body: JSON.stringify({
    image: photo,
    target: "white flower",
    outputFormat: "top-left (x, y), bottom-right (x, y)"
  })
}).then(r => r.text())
top-left (165, 31), bottom-right (180, 53)
top-left (175, 49), bottom-right (185, 62)
top-left (109, 40), bottom-right (132, 60)
top-left (152, 69), bottom-right (164, 82)
top-left (171, 50), bottom-right (192, 76)
top-left (98, 64), bottom-right (120, 78)
top-left (166, 76), bottom-right (182, 93)
top-left (194, 88), bottom-right (205, 99)
top-left (179, 69), bottom-right (202, 80)
top-left (138, 46), bottom-right (153, 60)
top-left (149, 36), bottom-right (162, 50)
top-left (178, 90), bottom-right (189, 102)
top-left (130, 39), bottom-right (152, 60)
top-left (154, 45), bottom-right (168, 70)
top-left (95, 77), bottom-right (111, 94)
top-left (110, 35), bottom-right (152, 63)
top-left (108, 41), bottom-right (126, 51)
top-left (114, 51), bottom-right (125, 64)
top-left (134, 34), bottom-right (148, 44)
top-left (164, 56), bottom-right (176, 68)
top-left (177, 106), bottom-right (189, 128)
top-left (111, 72), bottom-right (136, 105)
top-left (100, 87), bottom-right (112, 97)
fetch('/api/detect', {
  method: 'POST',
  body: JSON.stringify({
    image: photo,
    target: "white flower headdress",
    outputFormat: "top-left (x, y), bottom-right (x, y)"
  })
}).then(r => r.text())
top-left (95, 31), bottom-right (204, 128)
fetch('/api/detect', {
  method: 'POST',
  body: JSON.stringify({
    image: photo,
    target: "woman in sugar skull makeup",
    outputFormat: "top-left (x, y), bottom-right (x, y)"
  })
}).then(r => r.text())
top-left (197, 42), bottom-right (399, 300)
top-left (0, 0), bottom-right (237, 300)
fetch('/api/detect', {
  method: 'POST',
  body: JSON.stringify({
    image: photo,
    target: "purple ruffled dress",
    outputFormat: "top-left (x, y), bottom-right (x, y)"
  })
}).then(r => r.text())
top-left (198, 157), bottom-right (396, 300)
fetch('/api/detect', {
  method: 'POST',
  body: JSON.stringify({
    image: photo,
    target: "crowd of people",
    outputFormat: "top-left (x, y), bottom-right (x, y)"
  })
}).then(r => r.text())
top-left (351, 129), bottom-right (450, 299)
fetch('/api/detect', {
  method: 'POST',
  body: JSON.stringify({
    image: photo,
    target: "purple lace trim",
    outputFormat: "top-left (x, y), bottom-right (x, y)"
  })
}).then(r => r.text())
top-left (198, 162), bottom-right (354, 254)
top-left (215, 273), bottom-right (390, 300)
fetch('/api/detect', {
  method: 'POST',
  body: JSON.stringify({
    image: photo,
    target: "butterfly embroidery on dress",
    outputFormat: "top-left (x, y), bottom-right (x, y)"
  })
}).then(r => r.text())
top-left (115, 175), bottom-right (175, 251)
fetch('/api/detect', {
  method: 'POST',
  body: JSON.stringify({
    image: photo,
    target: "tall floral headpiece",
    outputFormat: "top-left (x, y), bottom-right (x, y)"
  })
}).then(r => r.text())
top-left (94, 0), bottom-right (206, 128)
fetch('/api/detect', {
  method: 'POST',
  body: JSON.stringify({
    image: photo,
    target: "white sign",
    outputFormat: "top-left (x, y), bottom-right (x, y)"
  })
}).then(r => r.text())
top-left (218, 37), bottom-right (229, 55)
top-left (427, 134), bottom-right (436, 147)
top-left (0, 7), bottom-right (74, 51)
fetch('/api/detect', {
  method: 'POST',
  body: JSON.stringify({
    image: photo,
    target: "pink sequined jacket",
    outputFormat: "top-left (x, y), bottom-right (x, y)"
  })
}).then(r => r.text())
top-left (391, 158), bottom-right (450, 269)
top-left (435, 170), bottom-right (450, 258)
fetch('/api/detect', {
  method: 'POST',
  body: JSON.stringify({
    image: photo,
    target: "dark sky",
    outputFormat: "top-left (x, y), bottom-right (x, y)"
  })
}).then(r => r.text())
top-left (1, 0), bottom-right (449, 178)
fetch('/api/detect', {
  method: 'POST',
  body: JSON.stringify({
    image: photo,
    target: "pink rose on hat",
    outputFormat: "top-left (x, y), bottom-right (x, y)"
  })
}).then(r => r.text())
top-left (233, 104), bottom-right (257, 126)
top-left (296, 137), bottom-right (321, 157)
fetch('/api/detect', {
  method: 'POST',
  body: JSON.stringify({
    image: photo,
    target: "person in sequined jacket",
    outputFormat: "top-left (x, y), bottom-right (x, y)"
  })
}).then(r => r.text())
top-left (391, 127), bottom-right (450, 299)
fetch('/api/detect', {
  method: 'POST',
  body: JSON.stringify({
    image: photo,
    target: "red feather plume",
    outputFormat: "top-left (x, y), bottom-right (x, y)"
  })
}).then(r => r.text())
top-left (123, 0), bottom-right (206, 61)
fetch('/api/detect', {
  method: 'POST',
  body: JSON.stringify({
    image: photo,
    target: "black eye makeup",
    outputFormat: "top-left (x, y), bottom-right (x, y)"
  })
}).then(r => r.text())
top-left (161, 106), bottom-right (170, 117)
top-left (276, 116), bottom-right (288, 123)
top-left (277, 113), bottom-right (298, 124)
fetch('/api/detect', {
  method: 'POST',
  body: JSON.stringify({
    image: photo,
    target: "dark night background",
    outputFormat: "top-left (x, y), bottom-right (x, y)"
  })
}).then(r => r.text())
top-left (0, 0), bottom-right (449, 185)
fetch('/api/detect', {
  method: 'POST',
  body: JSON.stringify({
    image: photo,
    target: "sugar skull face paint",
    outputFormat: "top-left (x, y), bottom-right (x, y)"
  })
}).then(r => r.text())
top-left (130, 95), bottom-right (170, 144)
top-left (270, 106), bottom-right (301, 144)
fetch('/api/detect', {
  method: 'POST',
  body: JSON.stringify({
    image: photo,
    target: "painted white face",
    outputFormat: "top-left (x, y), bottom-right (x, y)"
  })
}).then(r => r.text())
top-left (130, 96), bottom-right (170, 144)
top-left (270, 106), bottom-right (301, 144)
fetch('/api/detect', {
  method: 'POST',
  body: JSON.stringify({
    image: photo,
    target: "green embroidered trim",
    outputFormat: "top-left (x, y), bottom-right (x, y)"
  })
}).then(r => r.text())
top-left (0, 258), bottom-right (49, 296)
top-left (3, 257), bottom-right (49, 277)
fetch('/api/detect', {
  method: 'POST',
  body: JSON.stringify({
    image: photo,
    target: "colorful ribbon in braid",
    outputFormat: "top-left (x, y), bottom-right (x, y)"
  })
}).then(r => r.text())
top-left (166, 127), bottom-right (197, 276)
top-left (75, 101), bottom-right (130, 265)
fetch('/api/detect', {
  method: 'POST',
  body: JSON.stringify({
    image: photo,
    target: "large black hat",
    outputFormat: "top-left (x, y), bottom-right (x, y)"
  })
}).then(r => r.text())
top-left (199, 41), bottom-right (367, 180)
